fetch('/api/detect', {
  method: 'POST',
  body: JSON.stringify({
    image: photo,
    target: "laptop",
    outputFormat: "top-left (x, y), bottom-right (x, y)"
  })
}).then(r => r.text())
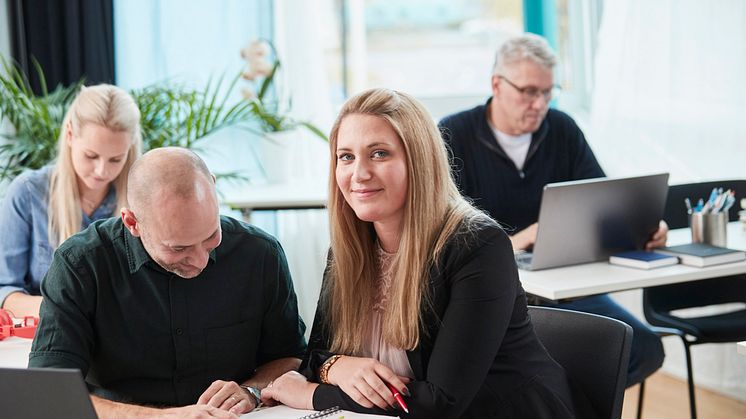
top-left (0, 368), bottom-right (98, 419)
top-left (515, 173), bottom-right (669, 270)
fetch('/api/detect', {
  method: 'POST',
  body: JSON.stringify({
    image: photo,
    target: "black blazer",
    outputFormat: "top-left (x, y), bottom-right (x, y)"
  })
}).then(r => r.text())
top-left (301, 221), bottom-right (576, 419)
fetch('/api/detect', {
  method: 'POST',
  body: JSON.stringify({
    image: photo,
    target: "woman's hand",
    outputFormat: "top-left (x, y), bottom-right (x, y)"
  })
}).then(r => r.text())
top-left (327, 356), bottom-right (410, 410)
top-left (260, 371), bottom-right (318, 410)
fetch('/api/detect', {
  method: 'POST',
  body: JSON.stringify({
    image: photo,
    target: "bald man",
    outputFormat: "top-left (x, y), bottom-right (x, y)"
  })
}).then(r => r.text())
top-left (29, 148), bottom-right (306, 418)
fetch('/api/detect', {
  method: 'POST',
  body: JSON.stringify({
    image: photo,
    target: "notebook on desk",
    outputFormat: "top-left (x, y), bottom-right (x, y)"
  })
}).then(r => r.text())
top-left (515, 173), bottom-right (670, 271)
top-left (0, 368), bottom-right (98, 419)
top-left (242, 404), bottom-right (397, 418)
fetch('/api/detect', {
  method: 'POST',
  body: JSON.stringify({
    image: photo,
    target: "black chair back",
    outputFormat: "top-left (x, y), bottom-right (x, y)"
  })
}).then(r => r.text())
top-left (529, 306), bottom-right (632, 419)
top-left (640, 180), bottom-right (746, 419)
top-left (664, 180), bottom-right (746, 229)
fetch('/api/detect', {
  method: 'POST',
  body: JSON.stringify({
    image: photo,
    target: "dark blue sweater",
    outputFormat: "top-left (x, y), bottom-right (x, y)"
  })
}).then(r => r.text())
top-left (439, 98), bottom-right (605, 232)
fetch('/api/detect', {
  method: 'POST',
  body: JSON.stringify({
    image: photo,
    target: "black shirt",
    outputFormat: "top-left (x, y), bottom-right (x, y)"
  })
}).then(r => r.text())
top-left (439, 99), bottom-right (605, 232)
top-left (29, 216), bottom-right (307, 406)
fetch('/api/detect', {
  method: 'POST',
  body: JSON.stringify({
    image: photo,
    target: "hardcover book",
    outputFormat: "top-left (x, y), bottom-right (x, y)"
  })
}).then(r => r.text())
top-left (654, 243), bottom-right (746, 267)
top-left (609, 250), bottom-right (679, 269)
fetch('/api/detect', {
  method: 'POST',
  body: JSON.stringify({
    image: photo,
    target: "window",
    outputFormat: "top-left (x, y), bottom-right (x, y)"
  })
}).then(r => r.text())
top-left (321, 0), bottom-right (524, 118)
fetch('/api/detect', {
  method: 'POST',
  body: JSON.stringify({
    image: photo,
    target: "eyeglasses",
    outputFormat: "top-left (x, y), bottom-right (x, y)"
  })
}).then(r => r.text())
top-left (498, 76), bottom-right (561, 102)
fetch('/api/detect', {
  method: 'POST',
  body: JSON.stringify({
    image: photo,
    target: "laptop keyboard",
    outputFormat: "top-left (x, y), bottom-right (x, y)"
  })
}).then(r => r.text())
top-left (514, 252), bottom-right (534, 270)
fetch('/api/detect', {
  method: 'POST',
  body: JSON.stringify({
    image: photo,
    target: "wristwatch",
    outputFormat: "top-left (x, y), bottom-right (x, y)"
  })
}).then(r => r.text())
top-left (240, 384), bottom-right (262, 407)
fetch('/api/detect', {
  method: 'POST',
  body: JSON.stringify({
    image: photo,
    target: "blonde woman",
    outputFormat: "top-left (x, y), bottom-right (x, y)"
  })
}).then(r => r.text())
top-left (0, 84), bottom-right (141, 317)
top-left (262, 89), bottom-right (576, 418)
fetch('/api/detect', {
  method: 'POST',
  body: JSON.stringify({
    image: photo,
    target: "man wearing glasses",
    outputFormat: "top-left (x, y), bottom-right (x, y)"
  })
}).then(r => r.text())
top-left (439, 33), bottom-right (666, 388)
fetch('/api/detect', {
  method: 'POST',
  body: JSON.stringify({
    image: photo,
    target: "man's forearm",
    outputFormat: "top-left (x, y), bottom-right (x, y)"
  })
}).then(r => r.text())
top-left (91, 395), bottom-right (160, 419)
top-left (242, 357), bottom-right (302, 389)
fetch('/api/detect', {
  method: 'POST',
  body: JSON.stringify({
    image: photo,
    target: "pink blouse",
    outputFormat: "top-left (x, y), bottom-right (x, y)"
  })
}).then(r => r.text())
top-left (361, 244), bottom-right (415, 379)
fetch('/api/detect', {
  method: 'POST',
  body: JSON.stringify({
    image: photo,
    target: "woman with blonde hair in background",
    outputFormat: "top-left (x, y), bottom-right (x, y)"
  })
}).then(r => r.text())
top-left (0, 84), bottom-right (141, 317)
top-left (262, 88), bottom-right (577, 418)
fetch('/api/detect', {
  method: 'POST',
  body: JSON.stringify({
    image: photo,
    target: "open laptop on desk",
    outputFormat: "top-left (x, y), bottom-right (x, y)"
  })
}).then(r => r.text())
top-left (0, 368), bottom-right (98, 419)
top-left (515, 173), bottom-right (669, 270)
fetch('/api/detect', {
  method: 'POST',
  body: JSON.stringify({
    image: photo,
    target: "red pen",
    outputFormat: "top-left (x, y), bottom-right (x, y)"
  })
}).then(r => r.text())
top-left (386, 382), bottom-right (410, 414)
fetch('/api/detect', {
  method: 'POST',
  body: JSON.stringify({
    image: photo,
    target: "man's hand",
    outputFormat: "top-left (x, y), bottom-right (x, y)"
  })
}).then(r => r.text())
top-left (509, 223), bottom-right (538, 251)
top-left (260, 371), bottom-right (318, 410)
top-left (197, 380), bottom-right (256, 415)
top-left (645, 220), bottom-right (669, 250)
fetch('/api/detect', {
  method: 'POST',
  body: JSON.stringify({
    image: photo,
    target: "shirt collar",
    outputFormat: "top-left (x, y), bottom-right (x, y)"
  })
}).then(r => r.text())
top-left (483, 97), bottom-right (550, 160)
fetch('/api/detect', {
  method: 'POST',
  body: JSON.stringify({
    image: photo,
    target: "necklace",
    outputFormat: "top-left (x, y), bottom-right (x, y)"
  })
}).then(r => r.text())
top-left (80, 195), bottom-right (103, 215)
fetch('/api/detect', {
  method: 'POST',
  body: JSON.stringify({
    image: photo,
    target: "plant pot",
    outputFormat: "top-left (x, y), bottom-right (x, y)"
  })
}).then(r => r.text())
top-left (258, 130), bottom-right (297, 183)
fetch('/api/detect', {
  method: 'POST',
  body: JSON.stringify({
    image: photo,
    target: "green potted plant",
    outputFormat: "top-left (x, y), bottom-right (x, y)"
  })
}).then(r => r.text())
top-left (238, 39), bottom-right (328, 182)
top-left (238, 39), bottom-right (326, 140)
top-left (0, 58), bottom-right (82, 181)
top-left (0, 51), bottom-right (327, 184)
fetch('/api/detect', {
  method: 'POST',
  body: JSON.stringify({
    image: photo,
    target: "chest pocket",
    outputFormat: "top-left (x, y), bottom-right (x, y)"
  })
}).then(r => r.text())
top-left (205, 319), bottom-right (259, 382)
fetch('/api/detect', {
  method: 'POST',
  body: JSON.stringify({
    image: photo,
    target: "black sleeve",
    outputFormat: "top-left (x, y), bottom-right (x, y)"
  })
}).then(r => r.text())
top-left (567, 118), bottom-right (605, 180)
top-left (311, 226), bottom-right (520, 418)
top-left (257, 239), bottom-right (308, 363)
top-left (298, 291), bottom-right (332, 382)
top-left (28, 251), bottom-right (96, 373)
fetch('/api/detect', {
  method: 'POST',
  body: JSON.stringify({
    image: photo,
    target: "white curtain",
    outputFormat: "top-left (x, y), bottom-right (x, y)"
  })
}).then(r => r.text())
top-left (272, 0), bottom-right (336, 332)
top-left (590, 0), bottom-right (746, 184)
top-left (591, 0), bottom-right (746, 401)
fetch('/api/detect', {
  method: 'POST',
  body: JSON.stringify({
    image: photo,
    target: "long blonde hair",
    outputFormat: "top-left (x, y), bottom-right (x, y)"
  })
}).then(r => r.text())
top-left (326, 88), bottom-right (489, 354)
top-left (48, 84), bottom-right (142, 246)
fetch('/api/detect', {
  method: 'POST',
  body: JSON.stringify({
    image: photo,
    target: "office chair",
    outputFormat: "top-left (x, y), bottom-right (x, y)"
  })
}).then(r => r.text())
top-left (637, 180), bottom-right (746, 419)
top-left (529, 306), bottom-right (633, 419)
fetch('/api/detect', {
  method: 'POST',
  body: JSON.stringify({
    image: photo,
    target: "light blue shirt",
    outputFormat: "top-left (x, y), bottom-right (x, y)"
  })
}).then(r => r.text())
top-left (0, 165), bottom-right (117, 305)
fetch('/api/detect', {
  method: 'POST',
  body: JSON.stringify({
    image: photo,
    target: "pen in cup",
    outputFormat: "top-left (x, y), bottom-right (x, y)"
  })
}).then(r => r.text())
top-left (385, 382), bottom-right (410, 414)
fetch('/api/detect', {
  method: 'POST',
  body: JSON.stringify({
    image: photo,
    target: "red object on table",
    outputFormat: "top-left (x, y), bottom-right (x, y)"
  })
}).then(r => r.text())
top-left (0, 308), bottom-right (38, 340)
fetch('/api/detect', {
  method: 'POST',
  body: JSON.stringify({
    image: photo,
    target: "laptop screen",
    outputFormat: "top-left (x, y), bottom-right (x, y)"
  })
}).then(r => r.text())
top-left (0, 368), bottom-right (98, 419)
top-left (526, 173), bottom-right (669, 270)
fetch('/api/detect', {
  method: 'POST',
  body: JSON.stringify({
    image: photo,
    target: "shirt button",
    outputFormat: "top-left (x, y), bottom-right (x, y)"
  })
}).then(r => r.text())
top-left (175, 328), bottom-right (183, 335)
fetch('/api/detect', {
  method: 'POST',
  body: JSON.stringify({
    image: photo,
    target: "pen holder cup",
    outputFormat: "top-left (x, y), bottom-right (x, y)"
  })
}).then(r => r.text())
top-left (690, 212), bottom-right (728, 247)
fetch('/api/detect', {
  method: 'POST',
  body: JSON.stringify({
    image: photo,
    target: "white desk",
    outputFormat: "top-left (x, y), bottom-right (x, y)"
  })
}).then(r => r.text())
top-left (0, 336), bottom-right (32, 368)
top-left (738, 341), bottom-right (746, 356)
top-left (221, 181), bottom-right (327, 221)
top-left (223, 181), bottom-right (327, 211)
top-left (519, 222), bottom-right (746, 301)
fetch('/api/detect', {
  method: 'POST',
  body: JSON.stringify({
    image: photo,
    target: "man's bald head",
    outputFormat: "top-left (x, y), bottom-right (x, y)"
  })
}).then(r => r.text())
top-left (123, 147), bottom-right (222, 279)
top-left (127, 147), bottom-right (216, 223)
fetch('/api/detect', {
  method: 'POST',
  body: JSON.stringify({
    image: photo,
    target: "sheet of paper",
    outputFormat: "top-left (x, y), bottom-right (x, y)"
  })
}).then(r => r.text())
top-left (241, 404), bottom-right (397, 419)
